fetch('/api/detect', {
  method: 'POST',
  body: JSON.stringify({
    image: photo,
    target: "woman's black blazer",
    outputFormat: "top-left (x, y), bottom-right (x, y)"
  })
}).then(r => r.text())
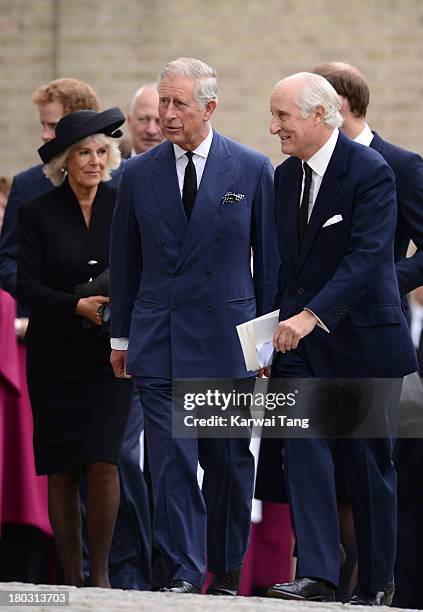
top-left (17, 179), bottom-right (116, 344)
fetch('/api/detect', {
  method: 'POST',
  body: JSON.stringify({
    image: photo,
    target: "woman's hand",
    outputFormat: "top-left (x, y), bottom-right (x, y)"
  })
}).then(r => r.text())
top-left (75, 295), bottom-right (109, 325)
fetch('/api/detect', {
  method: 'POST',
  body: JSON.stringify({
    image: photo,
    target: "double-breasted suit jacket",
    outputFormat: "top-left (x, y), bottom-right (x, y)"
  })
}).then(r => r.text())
top-left (110, 130), bottom-right (279, 378)
top-left (110, 130), bottom-right (279, 588)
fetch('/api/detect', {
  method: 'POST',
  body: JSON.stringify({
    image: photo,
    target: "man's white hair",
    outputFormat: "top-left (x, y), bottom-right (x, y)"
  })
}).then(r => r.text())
top-left (130, 83), bottom-right (158, 114)
top-left (158, 57), bottom-right (218, 108)
top-left (294, 72), bottom-right (343, 129)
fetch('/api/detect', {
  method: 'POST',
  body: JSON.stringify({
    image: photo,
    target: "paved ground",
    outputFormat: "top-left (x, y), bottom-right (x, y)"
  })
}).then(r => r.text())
top-left (0, 583), bottom-right (418, 612)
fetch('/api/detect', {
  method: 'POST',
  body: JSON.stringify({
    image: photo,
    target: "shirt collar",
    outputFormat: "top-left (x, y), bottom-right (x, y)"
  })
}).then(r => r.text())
top-left (353, 123), bottom-right (374, 147)
top-left (173, 128), bottom-right (213, 161)
top-left (306, 128), bottom-right (339, 177)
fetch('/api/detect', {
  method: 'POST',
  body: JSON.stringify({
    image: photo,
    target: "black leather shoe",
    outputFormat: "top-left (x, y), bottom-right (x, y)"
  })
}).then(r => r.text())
top-left (267, 577), bottom-right (336, 601)
top-left (346, 581), bottom-right (395, 606)
top-left (206, 566), bottom-right (242, 596)
top-left (160, 580), bottom-right (201, 594)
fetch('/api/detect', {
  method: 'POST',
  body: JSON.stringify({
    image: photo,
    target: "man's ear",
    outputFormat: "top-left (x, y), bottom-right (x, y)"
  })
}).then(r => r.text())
top-left (339, 95), bottom-right (350, 116)
top-left (314, 105), bottom-right (325, 125)
top-left (127, 114), bottom-right (133, 130)
top-left (203, 99), bottom-right (217, 121)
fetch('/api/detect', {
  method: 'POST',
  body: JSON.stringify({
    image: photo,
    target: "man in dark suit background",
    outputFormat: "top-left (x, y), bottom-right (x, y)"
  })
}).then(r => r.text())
top-left (265, 72), bottom-right (417, 606)
top-left (110, 57), bottom-right (279, 595)
top-left (312, 62), bottom-right (423, 312)
top-left (0, 78), bottom-right (152, 590)
top-left (312, 62), bottom-right (423, 606)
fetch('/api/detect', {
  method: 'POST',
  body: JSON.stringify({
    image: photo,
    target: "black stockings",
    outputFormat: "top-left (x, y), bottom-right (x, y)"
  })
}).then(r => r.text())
top-left (48, 461), bottom-right (119, 588)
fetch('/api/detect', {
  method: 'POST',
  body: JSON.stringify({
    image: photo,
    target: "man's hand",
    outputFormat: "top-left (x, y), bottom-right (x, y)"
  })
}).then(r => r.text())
top-left (110, 349), bottom-right (131, 379)
top-left (273, 310), bottom-right (318, 353)
top-left (257, 367), bottom-right (272, 378)
top-left (75, 295), bottom-right (109, 325)
top-left (14, 317), bottom-right (29, 339)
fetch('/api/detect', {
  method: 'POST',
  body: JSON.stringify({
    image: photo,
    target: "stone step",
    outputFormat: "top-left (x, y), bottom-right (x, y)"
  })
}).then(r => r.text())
top-left (0, 582), bottom-right (418, 612)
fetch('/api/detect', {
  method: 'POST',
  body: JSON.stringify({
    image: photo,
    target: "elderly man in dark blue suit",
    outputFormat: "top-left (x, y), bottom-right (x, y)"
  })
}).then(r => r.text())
top-left (0, 78), bottom-right (151, 590)
top-left (265, 72), bottom-right (417, 606)
top-left (110, 57), bottom-right (279, 595)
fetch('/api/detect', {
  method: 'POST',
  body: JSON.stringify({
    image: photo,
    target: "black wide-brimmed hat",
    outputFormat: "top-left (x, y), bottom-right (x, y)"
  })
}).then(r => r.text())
top-left (38, 107), bottom-right (125, 164)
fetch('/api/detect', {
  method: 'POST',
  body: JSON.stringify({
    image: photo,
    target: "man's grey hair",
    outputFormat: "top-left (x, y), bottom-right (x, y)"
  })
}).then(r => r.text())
top-left (296, 72), bottom-right (343, 129)
top-left (44, 134), bottom-right (121, 186)
top-left (158, 57), bottom-right (218, 107)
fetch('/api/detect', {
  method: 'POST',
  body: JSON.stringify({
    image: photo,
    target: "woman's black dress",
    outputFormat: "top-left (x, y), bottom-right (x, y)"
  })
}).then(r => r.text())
top-left (17, 179), bottom-right (132, 475)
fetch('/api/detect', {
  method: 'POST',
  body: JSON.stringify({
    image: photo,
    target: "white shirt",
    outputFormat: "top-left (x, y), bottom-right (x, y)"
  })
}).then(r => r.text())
top-left (111, 129), bottom-right (214, 351)
top-left (301, 128), bottom-right (339, 221)
top-left (353, 123), bottom-right (374, 147)
top-left (174, 128), bottom-right (213, 196)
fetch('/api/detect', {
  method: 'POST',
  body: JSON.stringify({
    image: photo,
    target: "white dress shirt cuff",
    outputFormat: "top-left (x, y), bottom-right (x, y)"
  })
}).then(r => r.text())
top-left (304, 308), bottom-right (330, 334)
top-left (111, 338), bottom-right (129, 350)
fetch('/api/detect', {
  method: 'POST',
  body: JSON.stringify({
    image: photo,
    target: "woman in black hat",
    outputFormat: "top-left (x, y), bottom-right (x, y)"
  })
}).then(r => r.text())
top-left (17, 108), bottom-right (133, 588)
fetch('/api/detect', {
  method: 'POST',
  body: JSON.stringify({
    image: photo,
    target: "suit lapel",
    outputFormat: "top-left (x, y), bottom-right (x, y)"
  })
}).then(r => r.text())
top-left (175, 132), bottom-right (236, 271)
top-left (150, 141), bottom-right (187, 244)
top-left (297, 133), bottom-right (349, 271)
top-left (278, 161), bottom-right (302, 265)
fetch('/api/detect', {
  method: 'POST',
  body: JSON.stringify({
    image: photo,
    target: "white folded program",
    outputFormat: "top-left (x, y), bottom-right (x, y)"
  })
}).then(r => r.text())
top-left (236, 310), bottom-right (280, 371)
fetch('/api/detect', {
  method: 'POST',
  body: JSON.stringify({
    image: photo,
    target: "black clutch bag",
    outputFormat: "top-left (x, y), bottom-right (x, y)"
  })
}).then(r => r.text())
top-left (74, 269), bottom-right (110, 332)
top-left (74, 268), bottom-right (109, 298)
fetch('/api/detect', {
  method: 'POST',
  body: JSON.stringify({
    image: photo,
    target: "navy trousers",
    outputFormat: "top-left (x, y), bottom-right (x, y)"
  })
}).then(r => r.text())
top-left (272, 348), bottom-right (401, 592)
top-left (133, 377), bottom-right (255, 590)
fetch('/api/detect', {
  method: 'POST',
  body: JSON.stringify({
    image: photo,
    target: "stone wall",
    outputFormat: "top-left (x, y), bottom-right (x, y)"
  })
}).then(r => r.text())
top-left (1, 0), bottom-right (422, 176)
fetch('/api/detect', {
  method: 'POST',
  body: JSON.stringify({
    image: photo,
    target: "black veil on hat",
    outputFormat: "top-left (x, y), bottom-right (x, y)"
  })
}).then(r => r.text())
top-left (38, 107), bottom-right (125, 164)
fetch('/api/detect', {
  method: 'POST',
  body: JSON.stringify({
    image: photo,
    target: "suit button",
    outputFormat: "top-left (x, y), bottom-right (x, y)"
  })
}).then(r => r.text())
top-left (215, 234), bottom-right (222, 243)
top-left (159, 240), bottom-right (165, 247)
top-left (297, 288), bottom-right (305, 295)
top-left (206, 304), bottom-right (213, 311)
top-left (171, 305), bottom-right (177, 312)
top-left (206, 270), bottom-right (213, 277)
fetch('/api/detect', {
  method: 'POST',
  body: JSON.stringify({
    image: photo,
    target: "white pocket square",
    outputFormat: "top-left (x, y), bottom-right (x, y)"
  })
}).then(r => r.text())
top-left (221, 192), bottom-right (245, 204)
top-left (322, 214), bottom-right (343, 228)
